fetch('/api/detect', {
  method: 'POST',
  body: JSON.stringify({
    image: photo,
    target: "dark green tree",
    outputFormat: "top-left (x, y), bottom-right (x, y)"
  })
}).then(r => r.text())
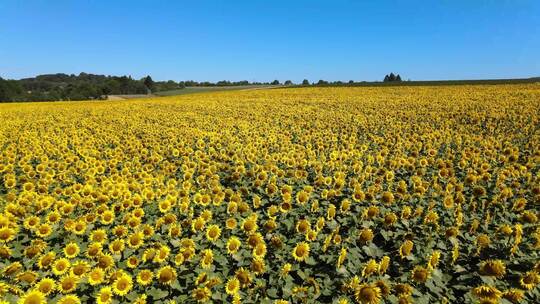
top-left (302, 79), bottom-right (310, 85)
top-left (143, 76), bottom-right (155, 93)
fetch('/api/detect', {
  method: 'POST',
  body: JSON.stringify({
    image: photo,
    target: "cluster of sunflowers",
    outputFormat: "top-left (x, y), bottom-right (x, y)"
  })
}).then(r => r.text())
top-left (0, 84), bottom-right (539, 304)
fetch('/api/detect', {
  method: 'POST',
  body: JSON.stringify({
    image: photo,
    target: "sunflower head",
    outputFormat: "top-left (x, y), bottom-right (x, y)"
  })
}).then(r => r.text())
top-left (479, 260), bottom-right (506, 278)
top-left (411, 266), bottom-right (429, 283)
top-left (355, 284), bottom-right (381, 304)
top-left (292, 242), bottom-right (310, 262)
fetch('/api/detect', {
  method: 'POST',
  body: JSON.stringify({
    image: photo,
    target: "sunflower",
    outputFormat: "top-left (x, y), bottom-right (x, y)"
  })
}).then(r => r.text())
top-left (38, 252), bottom-right (56, 269)
top-left (393, 283), bottom-right (413, 297)
top-left (59, 274), bottom-right (79, 293)
top-left (252, 243), bottom-right (267, 259)
top-left (88, 268), bottom-right (105, 286)
top-left (337, 247), bottom-right (347, 269)
top-left (358, 228), bottom-right (374, 244)
top-left (0, 227), bottom-right (16, 243)
top-left (127, 232), bottom-right (144, 249)
top-left (235, 267), bottom-right (252, 287)
top-left (101, 211), bottom-right (115, 225)
top-left (281, 263), bottom-right (292, 277)
top-left (36, 277), bottom-right (56, 295)
top-left (205, 224), bottom-right (222, 242)
top-left (227, 236), bottom-right (241, 254)
top-left (157, 266), bottom-right (177, 285)
top-left (362, 259), bottom-right (378, 277)
top-left (17, 289), bottom-right (46, 304)
top-left (52, 258), bottom-right (71, 276)
top-left (374, 280), bottom-right (390, 297)
top-left (399, 240), bottom-right (413, 258)
top-left (378, 256), bottom-right (390, 274)
top-left (63, 242), bottom-right (80, 259)
top-left (225, 218), bottom-right (237, 229)
top-left (96, 286), bottom-right (113, 304)
top-left (71, 261), bottom-right (89, 277)
top-left (296, 219), bottom-right (311, 234)
top-left (112, 273), bottom-right (133, 296)
top-left (519, 271), bottom-right (539, 290)
top-left (97, 253), bottom-right (114, 269)
top-left (225, 277), bottom-right (240, 295)
top-left (292, 242), bottom-right (310, 262)
top-left (381, 191), bottom-right (394, 204)
top-left (192, 287), bottom-right (211, 302)
top-left (428, 251), bottom-right (441, 269)
top-left (411, 266), bottom-right (429, 283)
top-left (479, 260), bottom-right (506, 278)
top-left (251, 258), bottom-right (266, 275)
top-left (242, 217), bottom-right (258, 234)
top-left (472, 285), bottom-right (502, 300)
top-left (90, 229), bottom-right (107, 243)
top-left (355, 284), bottom-right (381, 304)
top-left (200, 249), bottom-right (214, 269)
top-left (35, 224), bottom-right (52, 238)
top-left (108, 239), bottom-right (125, 255)
top-left (126, 256), bottom-right (139, 269)
top-left (296, 191), bottom-right (309, 205)
top-left (502, 289), bottom-right (525, 304)
top-left (57, 295), bottom-right (81, 304)
top-left (137, 269), bottom-right (154, 286)
top-left (86, 243), bottom-right (103, 258)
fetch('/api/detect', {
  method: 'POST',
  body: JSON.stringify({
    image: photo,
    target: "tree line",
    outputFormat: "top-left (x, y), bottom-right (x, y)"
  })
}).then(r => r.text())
top-left (0, 72), bottom-right (411, 102)
top-left (0, 73), bottom-right (284, 102)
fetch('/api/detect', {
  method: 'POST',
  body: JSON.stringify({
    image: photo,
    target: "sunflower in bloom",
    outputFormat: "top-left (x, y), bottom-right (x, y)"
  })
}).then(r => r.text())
top-left (227, 236), bottom-right (241, 254)
top-left (96, 286), bottom-right (113, 304)
top-left (355, 283), bottom-right (381, 304)
top-left (225, 277), bottom-right (241, 295)
top-left (472, 285), bottom-right (502, 301)
top-left (57, 295), bottom-right (81, 304)
top-left (58, 274), bottom-right (79, 293)
top-left (479, 260), bottom-right (506, 278)
top-left (63, 242), bottom-right (80, 259)
top-left (519, 271), bottom-right (539, 290)
top-left (112, 273), bottom-right (133, 296)
top-left (88, 268), bottom-right (105, 286)
top-left (200, 249), bottom-right (214, 269)
top-left (157, 266), bottom-right (177, 285)
top-left (205, 224), bottom-right (222, 242)
top-left (52, 258), bottom-right (71, 276)
top-left (192, 287), bottom-right (211, 302)
top-left (36, 277), bottom-right (56, 295)
top-left (411, 266), bottom-right (429, 283)
top-left (399, 240), bottom-right (413, 258)
top-left (292, 242), bottom-right (310, 262)
top-left (17, 290), bottom-right (46, 304)
top-left (137, 269), bottom-right (154, 286)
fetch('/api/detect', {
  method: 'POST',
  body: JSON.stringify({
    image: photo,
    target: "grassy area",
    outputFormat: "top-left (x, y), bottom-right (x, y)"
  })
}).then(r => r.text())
top-left (154, 85), bottom-right (277, 96)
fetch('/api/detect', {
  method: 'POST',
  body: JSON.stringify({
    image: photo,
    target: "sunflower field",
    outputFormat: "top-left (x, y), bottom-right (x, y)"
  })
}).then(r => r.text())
top-left (0, 85), bottom-right (539, 304)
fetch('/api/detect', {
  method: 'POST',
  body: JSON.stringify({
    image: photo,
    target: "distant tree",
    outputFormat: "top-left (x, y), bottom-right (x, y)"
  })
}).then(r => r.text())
top-left (396, 74), bottom-right (402, 82)
top-left (284, 80), bottom-right (293, 85)
top-left (389, 73), bottom-right (396, 82)
top-left (143, 76), bottom-right (155, 93)
top-left (302, 79), bottom-right (310, 85)
top-left (271, 80), bottom-right (280, 85)
top-left (384, 75), bottom-right (390, 82)
top-left (317, 79), bottom-right (328, 85)
top-left (349, 80), bottom-right (354, 84)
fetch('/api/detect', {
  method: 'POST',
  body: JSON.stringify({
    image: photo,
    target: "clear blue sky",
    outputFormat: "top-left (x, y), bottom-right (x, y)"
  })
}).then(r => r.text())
top-left (1, 0), bottom-right (539, 82)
